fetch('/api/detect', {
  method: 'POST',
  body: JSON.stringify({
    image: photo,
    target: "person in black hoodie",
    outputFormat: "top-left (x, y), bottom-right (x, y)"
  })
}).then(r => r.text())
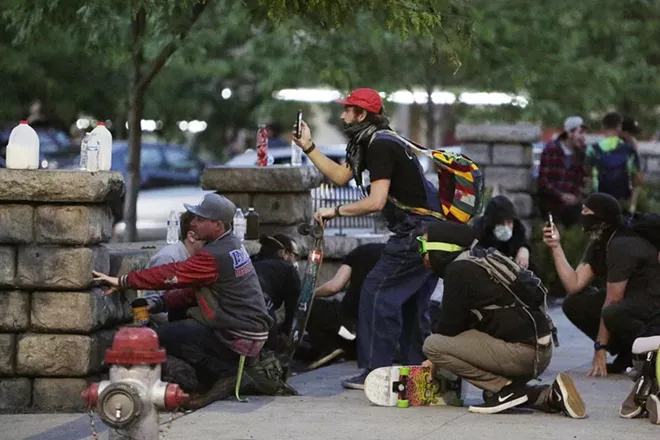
top-left (472, 195), bottom-right (534, 272)
top-left (420, 221), bottom-right (586, 418)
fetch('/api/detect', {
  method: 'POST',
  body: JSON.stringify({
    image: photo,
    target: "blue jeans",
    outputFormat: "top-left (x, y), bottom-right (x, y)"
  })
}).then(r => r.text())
top-left (357, 230), bottom-right (439, 370)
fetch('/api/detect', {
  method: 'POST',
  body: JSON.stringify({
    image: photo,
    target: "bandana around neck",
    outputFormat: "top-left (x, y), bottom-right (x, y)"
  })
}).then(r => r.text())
top-left (344, 121), bottom-right (380, 189)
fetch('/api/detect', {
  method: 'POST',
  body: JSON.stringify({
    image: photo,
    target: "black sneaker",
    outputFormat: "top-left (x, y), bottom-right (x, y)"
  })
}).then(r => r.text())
top-left (549, 373), bottom-right (587, 419)
top-left (341, 370), bottom-right (370, 390)
top-left (468, 384), bottom-right (528, 414)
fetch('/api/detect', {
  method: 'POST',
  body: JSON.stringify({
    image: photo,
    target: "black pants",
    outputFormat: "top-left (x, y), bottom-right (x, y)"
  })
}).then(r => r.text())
top-left (562, 287), bottom-right (660, 355)
top-left (155, 319), bottom-right (239, 387)
top-left (305, 299), bottom-right (356, 359)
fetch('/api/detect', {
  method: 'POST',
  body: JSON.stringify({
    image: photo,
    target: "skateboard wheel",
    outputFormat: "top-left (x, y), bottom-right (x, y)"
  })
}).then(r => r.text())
top-left (399, 367), bottom-right (410, 376)
top-left (397, 400), bottom-right (409, 408)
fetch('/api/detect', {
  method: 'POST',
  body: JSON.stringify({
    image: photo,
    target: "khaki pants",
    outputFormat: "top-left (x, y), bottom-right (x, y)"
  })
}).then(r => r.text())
top-left (423, 329), bottom-right (553, 393)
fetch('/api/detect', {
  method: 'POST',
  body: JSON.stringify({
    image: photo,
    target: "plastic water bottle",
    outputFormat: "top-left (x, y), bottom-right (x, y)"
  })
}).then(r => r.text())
top-left (290, 140), bottom-right (303, 166)
top-left (6, 121), bottom-right (40, 169)
top-left (245, 207), bottom-right (260, 240)
top-left (86, 142), bottom-right (99, 172)
top-left (88, 122), bottom-right (113, 171)
top-left (166, 210), bottom-right (179, 244)
top-left (233, 208), bottom-right (246, 242)
top-left (78, 133), bottom-right (90, 170)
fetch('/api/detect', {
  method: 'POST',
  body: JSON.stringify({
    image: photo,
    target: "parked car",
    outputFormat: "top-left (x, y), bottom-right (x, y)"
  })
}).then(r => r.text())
top-left (0, 126), bottom-right (79, 169)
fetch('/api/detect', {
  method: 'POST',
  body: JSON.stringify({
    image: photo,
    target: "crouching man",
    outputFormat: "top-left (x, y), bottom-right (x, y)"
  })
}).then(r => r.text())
top-left (420, 221), bottom-right (586, 418)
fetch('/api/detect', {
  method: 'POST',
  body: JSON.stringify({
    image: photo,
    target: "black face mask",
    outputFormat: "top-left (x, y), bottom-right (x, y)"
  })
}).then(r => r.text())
top-left (580, 214), bottom-right (603, 233)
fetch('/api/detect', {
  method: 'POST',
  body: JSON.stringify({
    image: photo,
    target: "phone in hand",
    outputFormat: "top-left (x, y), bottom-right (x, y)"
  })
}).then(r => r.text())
top-left (547, 212), bottom-right (555, 238)
top-left (295, 109), bottom-right (303, 139)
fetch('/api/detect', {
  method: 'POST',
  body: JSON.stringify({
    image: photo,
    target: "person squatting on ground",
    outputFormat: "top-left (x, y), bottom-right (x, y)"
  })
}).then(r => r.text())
top-left (93, 193), bottom-right (293, 409)
top-left (543, 193), bottom-right (660, 377)
top-left (305, 242), bottom-right (386, 368)
top-left (293, 88), bottom-right (441, 389)
top-left (251, 233), bottom-right (301, 354)
top-left (420, 221), bottom-right (586, 417)
top-left (471, 195), bottom-right (536, 273)
top-left (143, 210), bottom-right (206, 324)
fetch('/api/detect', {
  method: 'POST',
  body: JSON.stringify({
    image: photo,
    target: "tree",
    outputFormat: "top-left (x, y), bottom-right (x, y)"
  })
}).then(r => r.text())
top-left (3, 0), bottom-right (474, 241)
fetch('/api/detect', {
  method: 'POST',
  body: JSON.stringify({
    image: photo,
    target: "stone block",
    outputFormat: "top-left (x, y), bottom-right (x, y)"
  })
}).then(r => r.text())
top-left (0, 291), bottom-right (30, 332)
top-left (31, 289), bottom-right (129, 333)
top-left (33, 378), bottom-right (89, 412)
top-left (0, 246), bottom-right (16, 287)
top-left (0, 205), bottom-right (34, 243)
top-left (201, 166), bottom-right (324, 193)
top-left (0, 378), bottom-right (31, 410)
top-left (252, 193), bottom-right (312, 225)
top-left (491, 144), bottom-right (532, 166)
top-left (0, 334), bottom-right (16, 376)
top-left (17, 334), bottom-right (97, 376)
top-left (34, 205), bottom-right (113, 245)
top-left (501, 192), bottom-right (534, 218)
top-left (0, 169), bottom-right (124, 203)
top-left (16, 245), bottom-right (109, 289)
top-left (483, 166), bottom-right (533, 192)
top-left (108, 248), bottom-right (155, 277)
top-left (223, 193), bottom-right (251, 212)
top-left (460, 143), bottom-right (491, 165)
top-left (646, 157), bottom-right (660, 173)
top-left (456, 124), bottom-right (541, 144)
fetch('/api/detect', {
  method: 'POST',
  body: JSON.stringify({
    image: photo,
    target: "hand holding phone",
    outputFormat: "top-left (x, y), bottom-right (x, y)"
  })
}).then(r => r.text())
top-left (295, 109), bottom-right (303, 139)
top-left (547, 213), bottom-right (555, 239)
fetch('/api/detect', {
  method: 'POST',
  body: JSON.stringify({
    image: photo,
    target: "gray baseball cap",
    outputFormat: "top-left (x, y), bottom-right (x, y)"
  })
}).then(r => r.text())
top-left (184, 193), bottom-right (236, 223)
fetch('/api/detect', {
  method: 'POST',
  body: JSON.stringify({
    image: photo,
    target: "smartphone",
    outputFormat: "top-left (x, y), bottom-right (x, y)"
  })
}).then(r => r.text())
top-left (548, 213), bottom-right (555, 238)
top-left (295, 109), bottom-right (303, 139)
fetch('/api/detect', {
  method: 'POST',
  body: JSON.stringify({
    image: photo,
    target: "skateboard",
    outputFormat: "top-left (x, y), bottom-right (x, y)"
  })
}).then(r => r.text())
top-left (364, 365), bottom-right (464, 408)
top-left (281, 221), bottom-right (325, 379)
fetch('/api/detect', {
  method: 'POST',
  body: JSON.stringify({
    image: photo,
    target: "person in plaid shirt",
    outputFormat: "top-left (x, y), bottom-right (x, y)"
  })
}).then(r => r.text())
top-left (537, 116), bottom-right (587, 228)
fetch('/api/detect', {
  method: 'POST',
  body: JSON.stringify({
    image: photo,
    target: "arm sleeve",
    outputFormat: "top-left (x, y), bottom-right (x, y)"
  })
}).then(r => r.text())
top-left (607, 237), bottom-right (645, 283)
top-left (432, 265), bottom-right (471, 336)
top-left (121, 250), bottom-right (218, 290)
top-left (537, 147), bottom-right (562, 198)
top-left (365, 138), bottom-right (398, 182)
top-left (162, 288), bottom-right (197, 310)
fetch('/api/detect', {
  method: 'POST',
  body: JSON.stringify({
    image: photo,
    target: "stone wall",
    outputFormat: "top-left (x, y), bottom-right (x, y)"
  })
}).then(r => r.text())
top-left (0, 170), bottom-right (127, 413)
top-left (456, 123), bottom-right (542, 233)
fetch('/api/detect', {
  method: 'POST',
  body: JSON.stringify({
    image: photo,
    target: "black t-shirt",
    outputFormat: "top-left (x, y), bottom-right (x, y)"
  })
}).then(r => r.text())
top-left (365, 135), bottom-right (428, 208)
top-left (253, 256), bottom-right (301, 334)
top-left (606, 233), bottom-right (660, 300)
top-left (340, 243), bottom-right (386, 320)
top-left (434, 259), bottom-right (550, 343)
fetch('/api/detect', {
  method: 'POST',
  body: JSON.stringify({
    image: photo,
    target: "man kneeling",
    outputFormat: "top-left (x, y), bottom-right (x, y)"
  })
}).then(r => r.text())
top-left (420, 221), bottom-right (586, 417)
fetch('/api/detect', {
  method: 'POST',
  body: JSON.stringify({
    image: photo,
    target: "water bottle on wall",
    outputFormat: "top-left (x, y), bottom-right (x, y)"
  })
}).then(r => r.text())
top-left (233, 208), bottom-right (246, 242)
top-left (166, 210), bottom-right (179, 244)
top-left (78, 133), bottom-right (90, 170)
top-left (86, 142), bottom-right (99, 172)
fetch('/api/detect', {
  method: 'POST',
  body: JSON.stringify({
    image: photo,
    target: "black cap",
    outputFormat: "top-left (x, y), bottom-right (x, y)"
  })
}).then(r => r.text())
top-left (584, 193), bottom-right (622, 226)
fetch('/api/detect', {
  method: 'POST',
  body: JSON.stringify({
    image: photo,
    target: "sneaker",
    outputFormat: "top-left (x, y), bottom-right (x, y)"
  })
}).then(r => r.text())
top-left (647, 394), bottom-right (660, 425)
top-left (619, 380), bottom-right (644, 419)
top-left (308, 348), bottom-right (345, 370)
top-left (548, 373), bottom-right (586, 419)
top-left (341, 370), bottom-right (370, 390)
top-left (468, 383), bottom-right (528, 414)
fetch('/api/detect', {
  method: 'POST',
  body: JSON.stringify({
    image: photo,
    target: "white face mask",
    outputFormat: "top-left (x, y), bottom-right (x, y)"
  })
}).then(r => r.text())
top-left (292, 261), bottom-right (299, 269)
top-left (493, 224), bottom-right (513, 242)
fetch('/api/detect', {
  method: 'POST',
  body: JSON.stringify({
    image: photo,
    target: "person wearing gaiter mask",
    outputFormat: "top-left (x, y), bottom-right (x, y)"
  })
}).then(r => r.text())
top-left (421, 222), bottom-right (586, 417)
top-left (472, 195), bottom-right (534, 272)
top-left (543, 193), bottom-right (660, 383)
top-left (292, 88), bottom-right (441, 389)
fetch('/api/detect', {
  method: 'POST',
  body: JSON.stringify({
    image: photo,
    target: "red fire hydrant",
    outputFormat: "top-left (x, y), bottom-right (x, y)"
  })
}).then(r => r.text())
top-left (81, 326), bottom-right (189, 440)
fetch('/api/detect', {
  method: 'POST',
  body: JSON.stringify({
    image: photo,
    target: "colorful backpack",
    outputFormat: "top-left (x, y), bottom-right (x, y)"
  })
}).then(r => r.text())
top-left (373, 130), bottom-right (485, 224)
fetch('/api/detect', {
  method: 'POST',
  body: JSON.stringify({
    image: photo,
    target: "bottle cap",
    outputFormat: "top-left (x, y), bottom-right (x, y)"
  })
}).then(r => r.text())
top-left (97, 122), bottom-right (105, 126)
top-left (19, 120), bottom-right (28, 124)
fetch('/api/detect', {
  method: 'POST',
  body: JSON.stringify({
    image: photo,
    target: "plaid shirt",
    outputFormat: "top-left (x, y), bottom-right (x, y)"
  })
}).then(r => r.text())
top-left (537, 140), bottom-right (585, 214)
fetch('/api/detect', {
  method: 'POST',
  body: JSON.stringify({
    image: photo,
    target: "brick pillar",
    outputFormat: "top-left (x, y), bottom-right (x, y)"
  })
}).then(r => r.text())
top-left (0, 170), bottom-right (126, 412)
top-left (456, 123), bottom-right (542, 233)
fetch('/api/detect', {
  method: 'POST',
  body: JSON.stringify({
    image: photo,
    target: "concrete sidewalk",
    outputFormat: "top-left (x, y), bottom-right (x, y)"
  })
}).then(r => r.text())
top-left (2, 310), bottom-right (659, 440)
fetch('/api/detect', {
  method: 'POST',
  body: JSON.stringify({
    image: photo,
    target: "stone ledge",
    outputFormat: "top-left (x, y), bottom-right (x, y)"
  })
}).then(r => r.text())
top-left (0, 291), bottom-right (30, 332)
top-left (0, 378), bottom-right (31, 411)
top-left (491, 144), bottom-right (532, 166)
top-left (16, 246), bottom-right (109, 290)
top-left (456, 124), bottom-right (541, 144)
top-left (201, 166), bottom-right (324, 193)
top-left (0, 170), bottom-right (124, 203)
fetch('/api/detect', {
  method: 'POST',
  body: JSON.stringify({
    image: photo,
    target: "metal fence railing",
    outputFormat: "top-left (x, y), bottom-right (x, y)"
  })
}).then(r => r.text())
top-left (311, 183), bottom-right (388, 235)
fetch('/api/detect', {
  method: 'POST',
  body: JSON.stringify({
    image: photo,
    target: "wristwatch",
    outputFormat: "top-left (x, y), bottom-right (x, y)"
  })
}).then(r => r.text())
top-left (594, 341), bottom-right (608, 351)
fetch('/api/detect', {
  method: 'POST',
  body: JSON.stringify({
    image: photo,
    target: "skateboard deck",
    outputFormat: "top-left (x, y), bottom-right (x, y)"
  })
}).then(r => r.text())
top-left (364, 365), bottom-right (464, 408)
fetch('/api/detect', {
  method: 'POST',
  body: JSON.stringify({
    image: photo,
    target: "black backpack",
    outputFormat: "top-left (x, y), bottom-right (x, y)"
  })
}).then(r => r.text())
top-left (626, 212), bottom-right (660, 249)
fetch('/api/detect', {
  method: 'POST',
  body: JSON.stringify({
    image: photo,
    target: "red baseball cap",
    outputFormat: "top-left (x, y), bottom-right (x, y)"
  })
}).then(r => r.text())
top-left (336, 88), bottom-right (383, 114)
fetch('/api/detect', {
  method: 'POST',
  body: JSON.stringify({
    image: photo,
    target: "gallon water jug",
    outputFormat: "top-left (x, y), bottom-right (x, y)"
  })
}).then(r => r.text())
top-left (5, 121), bottom-right (39, 169)
top-left (88, 122), bottom-right (113, 171)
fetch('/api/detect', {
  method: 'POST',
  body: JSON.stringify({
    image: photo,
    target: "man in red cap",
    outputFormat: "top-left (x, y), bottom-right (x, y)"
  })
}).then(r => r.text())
top-left (293, 87), bottom-right (442, 389)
